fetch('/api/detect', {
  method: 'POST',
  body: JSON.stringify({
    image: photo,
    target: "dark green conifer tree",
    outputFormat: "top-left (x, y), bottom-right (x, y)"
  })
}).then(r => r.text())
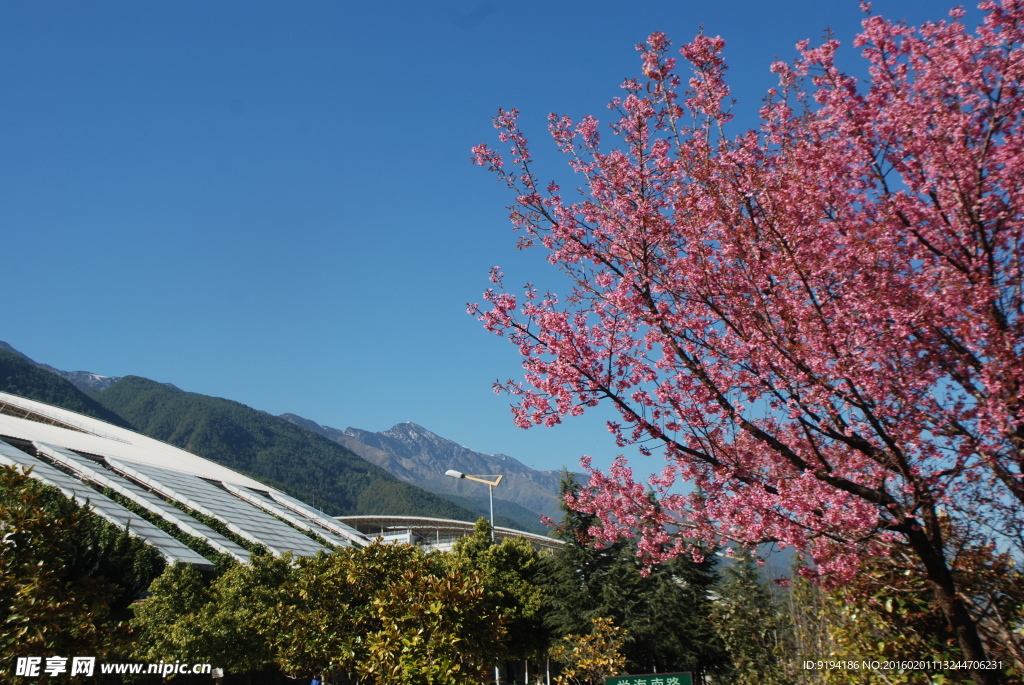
top-left (712, 547), bottom-right (789, 685)
top-left (540, 473), bottom-right (728, 677)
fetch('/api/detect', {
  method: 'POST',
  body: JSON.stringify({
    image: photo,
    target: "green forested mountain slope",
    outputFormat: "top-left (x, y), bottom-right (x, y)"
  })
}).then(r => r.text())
top-left (0, 349), bottom-right (133, 428)
top-left (87, 376), bottom-right (478, 519)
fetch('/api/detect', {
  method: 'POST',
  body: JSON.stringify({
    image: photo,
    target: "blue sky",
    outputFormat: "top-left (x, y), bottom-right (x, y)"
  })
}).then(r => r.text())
top-left (1, 0), bottom-right (972, 475)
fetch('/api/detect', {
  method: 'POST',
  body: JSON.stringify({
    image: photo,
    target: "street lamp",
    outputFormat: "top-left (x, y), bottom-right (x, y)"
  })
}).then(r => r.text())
top-left (445, 469), bottom-right (503, 541)
top-left (446, 470), bottom-right (505, 685)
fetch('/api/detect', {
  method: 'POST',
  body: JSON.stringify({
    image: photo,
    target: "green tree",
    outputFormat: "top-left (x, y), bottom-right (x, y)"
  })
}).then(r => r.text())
top-left (550, 617), bottom-right (628, 685)
top-left (443, 518), bottom-right (547, 661)
top-left (786, 537), bottom-right (1023, 685)
top-left (541, 474), bottom-right (727, 676)
top-left (132, 553), bottom-right (295, 675)
top-left (204, 553), bottom-right (295, 673)
top-left (271, 541), bottom-right (505, 685)
top-left (712, 548), bottom-right (788, 685)
top-left (0, 465), bottom-right (162, 680)
top-left (131, 563), bottom-right (214, 665)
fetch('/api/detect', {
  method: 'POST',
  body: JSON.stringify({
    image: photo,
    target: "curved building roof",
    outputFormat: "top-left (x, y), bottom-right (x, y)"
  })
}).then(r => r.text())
top-left (0, 392), bottom-right (272, 488)
top-left (0, 391), bottom-right (368, 564)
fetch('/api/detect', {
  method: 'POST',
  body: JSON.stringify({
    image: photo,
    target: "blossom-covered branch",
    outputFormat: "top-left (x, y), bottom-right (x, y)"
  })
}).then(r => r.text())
top-left (472, 3), bottom-right (1024, 682)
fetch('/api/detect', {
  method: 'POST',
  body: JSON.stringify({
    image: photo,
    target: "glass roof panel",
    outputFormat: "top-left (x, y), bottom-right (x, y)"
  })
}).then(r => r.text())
top-left (266, 490), bottom-right (368, 546)
top-left (219, 483), bottom-right (353, 548)
top-left (34, 442), bottom-right (250, 564)
top-left (106, 459), bottom-right (327, 557)
top-left (0, 440), bottom-right (212, 569)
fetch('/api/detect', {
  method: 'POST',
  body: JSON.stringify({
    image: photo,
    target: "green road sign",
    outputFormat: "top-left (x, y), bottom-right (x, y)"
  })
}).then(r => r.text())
top-left (606, 673), bottom-right (693, 685)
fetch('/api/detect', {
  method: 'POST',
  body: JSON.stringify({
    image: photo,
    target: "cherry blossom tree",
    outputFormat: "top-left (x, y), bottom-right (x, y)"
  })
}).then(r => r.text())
top-left (472, 3), bottom-right (1023, 681)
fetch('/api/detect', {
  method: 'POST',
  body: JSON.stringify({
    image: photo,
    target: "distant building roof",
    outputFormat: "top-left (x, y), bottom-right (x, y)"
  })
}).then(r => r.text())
top-left (338, 514), bottom-right (564, 552)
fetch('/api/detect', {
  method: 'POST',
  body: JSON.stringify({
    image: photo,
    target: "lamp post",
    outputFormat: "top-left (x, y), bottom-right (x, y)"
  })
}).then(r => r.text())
top-left (444, 470), bottom-right (503, 541)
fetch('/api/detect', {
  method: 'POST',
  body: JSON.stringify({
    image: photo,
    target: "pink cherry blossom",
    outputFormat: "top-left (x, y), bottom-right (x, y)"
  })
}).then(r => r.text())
top-left (471, 3), bottom-right (1024, 680)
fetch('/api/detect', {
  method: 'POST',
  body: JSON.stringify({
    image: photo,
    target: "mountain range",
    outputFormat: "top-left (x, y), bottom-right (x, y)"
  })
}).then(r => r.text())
top-left (282, 414), bottom-right (564, 521)
top-left (0, 342), bottom-right (560, 534)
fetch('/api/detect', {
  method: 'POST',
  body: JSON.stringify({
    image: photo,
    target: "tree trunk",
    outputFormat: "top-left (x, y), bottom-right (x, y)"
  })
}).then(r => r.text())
top-left (906, 527), bottom-right (1002, 685)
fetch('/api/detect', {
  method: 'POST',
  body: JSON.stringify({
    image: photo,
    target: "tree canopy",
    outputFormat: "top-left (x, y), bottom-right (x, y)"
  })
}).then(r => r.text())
top-left (442, 518), bottom-right (547, 661)
top-left (269, 542), bottom-right (504, 685)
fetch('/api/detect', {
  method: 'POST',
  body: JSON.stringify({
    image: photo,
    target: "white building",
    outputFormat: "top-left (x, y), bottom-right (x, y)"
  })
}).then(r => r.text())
top-left (0, 391), bottom-right (559, 567)
top-left (339, 515), bottom-right (563, 553)
top-left (0, 391), bottom-right (366, 570)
